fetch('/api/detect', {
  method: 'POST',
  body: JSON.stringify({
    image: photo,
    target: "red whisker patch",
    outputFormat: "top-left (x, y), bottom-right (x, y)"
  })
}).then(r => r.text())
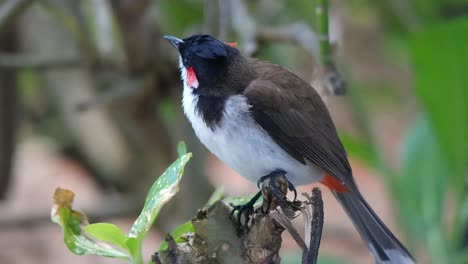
top-left (186, 66), bottom-right (199, 88)
top-left (224, 42), bottom-right (238, 47)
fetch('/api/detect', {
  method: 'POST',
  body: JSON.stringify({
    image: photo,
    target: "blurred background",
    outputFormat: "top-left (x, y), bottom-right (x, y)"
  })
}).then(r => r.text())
top-left (0, 0), bottom-right (467, 263)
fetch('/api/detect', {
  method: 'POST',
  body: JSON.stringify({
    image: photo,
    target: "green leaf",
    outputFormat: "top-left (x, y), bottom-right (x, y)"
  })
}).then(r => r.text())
top-left (125, 237), bottom-right (139, 258)
top-left (158, 220), bottom-right (195, 251)
top-left (396, 116), bottom-right (449, 262)
top-left (410, 17), bottom-right (468, 202)
top-left (85, 223), bottom-right (129, 251)
top-left (51, 188), bottom-right (130, 259)
top-left (177, 141), bottom-right (187, 157)
top-left (128, 150), bottom-right (192, 240)
top-left (204, 186), bottom-right (225, 208)
top-left (338, 132), bottom-right (375, 167)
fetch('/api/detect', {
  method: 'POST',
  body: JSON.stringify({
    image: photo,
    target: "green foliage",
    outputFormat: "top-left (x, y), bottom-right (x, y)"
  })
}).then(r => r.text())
top-left (339, 132), bottom-right (376, 168)
top-left (85, 223), bottom-right (129, 252)
top-left (340, 4), bottom-right (468, 262)
top-left (128, 143), bottom-right (191, 240)
top-left (204, 186), bottom-right (225, 208)
top-left (51, 142), bottom-right (192, 264)
top-left (402, 16), bottom-right (468, 261)
top-left (410, 16), bottom-right (468, 204)
top-left (158, 0), bottom-right (204, 36)
top-left (396, 117), bottom-right (450, 262)
top-left (51, 189), bottom-right (131, 259)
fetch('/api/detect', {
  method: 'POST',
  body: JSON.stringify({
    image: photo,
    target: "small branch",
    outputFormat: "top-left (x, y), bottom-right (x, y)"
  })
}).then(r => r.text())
top-left (227, 0), bottom-right (345, 96)
top-left (75, 77), bottom-right (145, 112)
top-left (270, 207), bottom-right (307, 252)
top-left (91, 0), bottom-right (115, 61)
top-left (0, 53), bottom-right (81, 69)
top-left (257, 23), bottom-right (319, 58)
top-left (218, 0), bottom-right (229, 40)
top-left (228, 0), bottom-right (257, 56)
top-left (315, 0), bottom-right (331, 67)
top-left (38, 1), bottom-right (97, 60)
top-left (383, 0), bottom-right (422, 32)
top-left (203, 0), bottom-right (218, 35)
top-left (306, 188), bottom-right (324, 264)
top-left (0, 0), bottom-right (35, 32)
top-left (315, 0), bottom-right (346, 95)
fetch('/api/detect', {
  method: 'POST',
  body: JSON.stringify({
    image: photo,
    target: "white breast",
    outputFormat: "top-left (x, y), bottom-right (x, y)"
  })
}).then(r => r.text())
top-left (179, 60), bottom-right (324, 185)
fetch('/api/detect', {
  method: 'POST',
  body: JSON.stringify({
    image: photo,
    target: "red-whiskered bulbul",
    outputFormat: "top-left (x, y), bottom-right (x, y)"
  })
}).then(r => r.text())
top-left (164, 34), bottom-right (414, 264)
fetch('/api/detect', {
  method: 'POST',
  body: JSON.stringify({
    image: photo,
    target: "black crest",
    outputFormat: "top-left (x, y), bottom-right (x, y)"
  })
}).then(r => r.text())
top-left (178, 34), bottom-right (230, 68)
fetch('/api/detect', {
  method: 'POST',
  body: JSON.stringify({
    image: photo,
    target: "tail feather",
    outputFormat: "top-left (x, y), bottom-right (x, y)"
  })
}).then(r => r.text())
top-left (333, 191), bottom-right (415, 264)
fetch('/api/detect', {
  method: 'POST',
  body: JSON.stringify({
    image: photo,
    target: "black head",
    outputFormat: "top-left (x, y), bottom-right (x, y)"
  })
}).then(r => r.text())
top-left (164, 34), bottom-right (248, 96)
top-left (165, 34), bottom-right (231, 65)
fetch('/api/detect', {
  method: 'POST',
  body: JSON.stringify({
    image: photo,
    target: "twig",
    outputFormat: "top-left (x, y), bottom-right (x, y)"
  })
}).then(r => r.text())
top-left (203, 0), bottom-right (218, 35)
top-left (383, 0), bottom-right (421, 32)
top-left (315, 0), bottom-right (346, 95)
top-left (270, 207), bottom-right (307, 252)
top-left (307, 188), bottom-right (324, 264)
top-left (218, 0), bottom-right (229, 40)
top-left (75, 77), bottom-right (145, 112)
top-left (0, 73), bottom-right (16, 200)
top-left (165, 235), bottom-right (181, 264)
top-left (228, 0), bottom-right (257, 56)
top-left (315, 0), bottom-right (331, 67)
top-left (227, 0), bottom-right (345, 95)
top-left (257, 23), bottom-right (319, 58)
top-left (38, 1), bottom-right (97, 59)
top-left (0, 0), bottom-right (35, 32)
top-left (91, 0), bottom-right (115, 61)
top-left (0, 53), bottom-right (81, 69)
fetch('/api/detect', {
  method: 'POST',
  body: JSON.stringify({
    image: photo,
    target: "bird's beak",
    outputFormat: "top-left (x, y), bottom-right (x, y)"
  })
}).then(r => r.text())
top-left (164, 35), bottom-right (183, 48)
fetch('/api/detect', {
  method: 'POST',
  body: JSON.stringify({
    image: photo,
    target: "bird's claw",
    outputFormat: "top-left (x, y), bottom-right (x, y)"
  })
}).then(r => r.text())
top-left (230, 191), bottom-right (262, 226)
top-left (257, 169), bottom-right (299, 203)
top-left (232, 170), bottom-right (301, 227)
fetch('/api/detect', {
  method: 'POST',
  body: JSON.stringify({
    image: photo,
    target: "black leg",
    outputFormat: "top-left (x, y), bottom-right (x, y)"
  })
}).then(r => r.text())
top-left (231, 170), bottom-right (300, 226)
top-left (230, 191), bottom-right (262, 224)
top-left (287, 178), bottom-right (298, 202)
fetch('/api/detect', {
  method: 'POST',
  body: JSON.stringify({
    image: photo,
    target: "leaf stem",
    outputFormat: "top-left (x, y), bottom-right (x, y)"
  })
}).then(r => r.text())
top-left (315, 0), bottom-right (331, 67)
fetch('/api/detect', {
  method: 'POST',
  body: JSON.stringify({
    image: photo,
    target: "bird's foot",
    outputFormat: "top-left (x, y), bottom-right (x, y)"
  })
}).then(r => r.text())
top-left (230, 191), bottom-right (262, 226)
top-left (258, 170), bottom-right (301, 212)
top-left (230, 170), bottom-right (301, 228)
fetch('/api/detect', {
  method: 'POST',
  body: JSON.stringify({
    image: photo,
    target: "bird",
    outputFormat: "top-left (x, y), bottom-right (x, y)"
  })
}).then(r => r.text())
top-left (164, 34), bottom-right (415, 264)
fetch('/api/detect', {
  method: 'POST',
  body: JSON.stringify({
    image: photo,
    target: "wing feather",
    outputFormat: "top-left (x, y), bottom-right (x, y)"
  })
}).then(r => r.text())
top-left (243, 65), bottom-right (354, 188)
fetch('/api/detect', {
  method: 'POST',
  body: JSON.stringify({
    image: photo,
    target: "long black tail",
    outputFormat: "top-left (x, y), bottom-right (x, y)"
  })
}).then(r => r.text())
top-left (333, 191), bottom-right (415, 263)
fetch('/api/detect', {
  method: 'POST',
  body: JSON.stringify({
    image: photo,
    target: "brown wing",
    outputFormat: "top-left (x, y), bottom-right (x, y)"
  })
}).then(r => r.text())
top-left (243, 61), bottom-right (355, 188)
